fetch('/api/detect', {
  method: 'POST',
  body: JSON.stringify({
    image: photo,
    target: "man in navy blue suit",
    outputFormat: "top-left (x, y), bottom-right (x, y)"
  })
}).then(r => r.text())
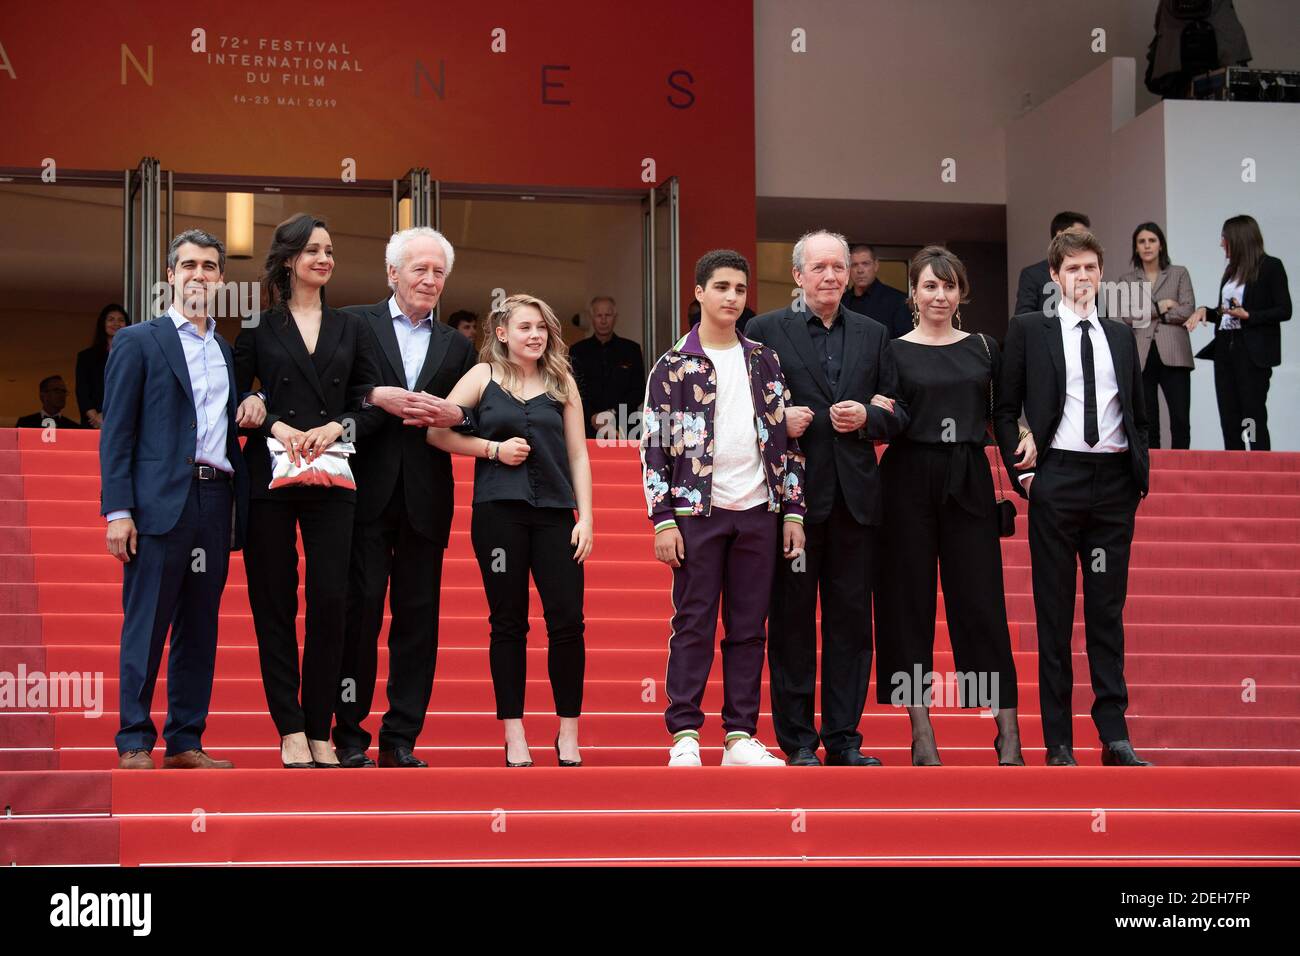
top-left (101, 229), bottom-right (253, 769)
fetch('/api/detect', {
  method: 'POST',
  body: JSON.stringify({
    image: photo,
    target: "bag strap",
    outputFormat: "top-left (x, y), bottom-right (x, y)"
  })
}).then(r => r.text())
top-left (975, 333), bottom-right (1007, 503)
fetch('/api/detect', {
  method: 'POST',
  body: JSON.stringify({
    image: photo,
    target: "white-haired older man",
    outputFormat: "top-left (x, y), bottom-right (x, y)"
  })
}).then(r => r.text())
top-left (745, 229), bottom-right (908, 767)
top-left (328, 226), bottom-right (478, 767)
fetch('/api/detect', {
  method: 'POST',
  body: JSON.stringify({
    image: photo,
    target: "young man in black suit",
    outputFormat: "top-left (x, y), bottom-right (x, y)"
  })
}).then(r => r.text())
top-left (746, 230), bottom-right (908, 767)
top-left (996, 230), bottom-right (1152, 767)
top-left (332, 228), bottom-right (477, 768)
top-left (1014, 211), bottom-right (1090, 316)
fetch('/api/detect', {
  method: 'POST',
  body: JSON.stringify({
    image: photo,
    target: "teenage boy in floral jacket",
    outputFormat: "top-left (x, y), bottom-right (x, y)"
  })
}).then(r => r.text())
top-left (640, 249), bottom-right (806, 767)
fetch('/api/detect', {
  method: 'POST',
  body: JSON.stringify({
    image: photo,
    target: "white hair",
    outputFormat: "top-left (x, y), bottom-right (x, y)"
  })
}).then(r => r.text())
top-left (385, 227), bottom-right (456, 290)
top-left (792, 230), bottom-right (851, 274)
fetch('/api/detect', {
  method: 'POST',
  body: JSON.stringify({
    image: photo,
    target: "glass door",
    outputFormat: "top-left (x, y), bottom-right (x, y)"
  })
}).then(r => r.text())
top-left (641, 177), bottom-right (679, 364)
top-left (392, 167), bottom-right (435, 232)
top-left (124, 157), bottom-right (164, 322)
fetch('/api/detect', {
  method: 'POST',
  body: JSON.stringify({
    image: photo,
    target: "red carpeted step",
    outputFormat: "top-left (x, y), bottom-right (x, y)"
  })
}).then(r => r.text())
top-left (0, 751), bottom-right (58, 770)
top-left (108, 765), bottom-right (1300, 813)
top-left (1041, 622), bottom-right (1300, 656)
top-left (1, 818), bottom-right (119, 866)
top-left (46, 743), bottom-right (1300, 770)
top-left (113, 806), bottom-right (1298, 866)
top-left (0, 770), bottom-right (111, 814)
top-left (44, 710), bottom-right (1300, 750)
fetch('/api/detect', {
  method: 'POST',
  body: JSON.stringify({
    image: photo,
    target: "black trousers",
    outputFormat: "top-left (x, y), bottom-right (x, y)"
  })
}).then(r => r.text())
top-left (245, 496), bottom-right (354, 740)
top-left (1028, 450), bottom-right (1138, 749)
top-left (768, 486), bottom-right (875, 756)
top-left (1142, 346), bottom-right (1191, 450)
top-left (875, 443), bottom-right (1018, 711)
top-left (1214, 331), bottom-right (1273, 450)
top-left (334, 475), bottom-right (444, 753)
top-left (470, 500), bottom-right (585, 720)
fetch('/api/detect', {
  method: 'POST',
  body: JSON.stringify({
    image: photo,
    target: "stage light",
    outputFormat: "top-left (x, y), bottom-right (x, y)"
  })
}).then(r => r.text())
top-left (226, 192), bottom-right (255, 259)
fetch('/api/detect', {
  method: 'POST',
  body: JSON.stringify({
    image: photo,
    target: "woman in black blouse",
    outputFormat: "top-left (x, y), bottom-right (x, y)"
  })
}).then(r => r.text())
top-left (76, 303), bottom-right (128, 427)
top-left (428, 294), bottom-right (593, 767)
top-left (1186, 214), bottom-right (1292, 450)
top-left (234, 214), bottom-right (381, 768)
top-left (875, 246), bottom-right (1033, 765)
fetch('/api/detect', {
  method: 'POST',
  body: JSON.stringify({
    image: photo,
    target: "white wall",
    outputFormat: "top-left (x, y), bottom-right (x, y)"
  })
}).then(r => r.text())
top-left (1163, 99), bottom-right (1300, 451)
top-left (754, 0), bottom-right (1300, 206)
top-left (1004, 59), bottom-right (1299, 450)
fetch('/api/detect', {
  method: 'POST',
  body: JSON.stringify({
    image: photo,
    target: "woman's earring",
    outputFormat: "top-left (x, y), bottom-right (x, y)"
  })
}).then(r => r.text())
top-left (953, 310), bottom-right (962, 330)
top-left (911, 306), bottom-right (921, 327)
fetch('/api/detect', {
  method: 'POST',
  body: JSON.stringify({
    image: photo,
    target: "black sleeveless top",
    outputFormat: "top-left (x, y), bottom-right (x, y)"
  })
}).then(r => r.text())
top-left (473, 377), bottom-right (577, 509)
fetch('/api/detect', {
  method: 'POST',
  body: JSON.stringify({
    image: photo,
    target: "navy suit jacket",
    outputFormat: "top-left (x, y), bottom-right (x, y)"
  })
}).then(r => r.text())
top-left (99, 317), bottom-right (249, 549)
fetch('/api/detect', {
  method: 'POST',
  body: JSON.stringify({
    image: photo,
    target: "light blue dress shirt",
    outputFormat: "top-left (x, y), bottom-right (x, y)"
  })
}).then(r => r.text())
top-left (388, 295), bottom-right (433, 390)
top-left (105, 308), bottom-right (231, 523)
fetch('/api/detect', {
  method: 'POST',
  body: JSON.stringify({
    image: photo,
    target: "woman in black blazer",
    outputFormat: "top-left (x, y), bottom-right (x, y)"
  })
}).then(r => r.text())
top-left (1188, 215), bottom-right (1292, 451)
top-left (75, 303), bottom-right (128, 427)
top-left (235, 214), bottom-right (381, 768)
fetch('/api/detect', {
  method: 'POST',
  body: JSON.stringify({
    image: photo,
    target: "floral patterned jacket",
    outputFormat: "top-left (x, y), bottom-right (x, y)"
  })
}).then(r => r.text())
top-left (640, 325), bottom-right (806, 532)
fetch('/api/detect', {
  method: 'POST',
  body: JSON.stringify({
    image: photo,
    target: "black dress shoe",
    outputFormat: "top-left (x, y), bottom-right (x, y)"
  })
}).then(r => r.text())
top-left (786, 747), bottom-right (821, 766)
top-left (827, 749), bottom-right (882, 766)
top-left (335, 748), bottom-right (377, 768)
top-left (1101, 739), bottom-right (1152, 766)
top-left (378, 746), bottom-right (428, 768)
top-left (1045, 744), bottom-right (1078, 766)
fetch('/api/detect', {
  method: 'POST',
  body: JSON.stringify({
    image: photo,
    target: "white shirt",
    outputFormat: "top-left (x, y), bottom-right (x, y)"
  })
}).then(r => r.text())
top-left (702, 343), bottom-right (768, 510)
top-left (388, 295), bottom-right (433, 389)
top-left (1219, 278), bottom-right (1246, 331)
top-left (1051, 300), bottom-right (1128, 454)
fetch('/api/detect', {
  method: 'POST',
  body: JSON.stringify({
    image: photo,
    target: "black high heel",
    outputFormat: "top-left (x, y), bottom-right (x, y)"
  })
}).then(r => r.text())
top-left (554, 733), bottom-right (582, 767)
top-left (505, 743), bottom-right (533, 768)
top-left (281, 737), bottom-right (313, 769)
top-left (993, 734), bottom-right (1025, 766)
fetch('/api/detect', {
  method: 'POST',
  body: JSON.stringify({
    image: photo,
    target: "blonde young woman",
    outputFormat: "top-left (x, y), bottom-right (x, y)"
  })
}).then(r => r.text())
top-left (427, 294), bottom-right (593, 767)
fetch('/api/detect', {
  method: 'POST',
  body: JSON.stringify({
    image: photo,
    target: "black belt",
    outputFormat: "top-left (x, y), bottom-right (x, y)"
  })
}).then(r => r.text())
top-left (193, 464), bottom-right (232, 481)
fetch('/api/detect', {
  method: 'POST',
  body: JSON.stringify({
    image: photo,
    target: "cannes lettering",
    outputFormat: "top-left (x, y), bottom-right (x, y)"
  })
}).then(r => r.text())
top-left (49, 887), bottom-right (151, 936)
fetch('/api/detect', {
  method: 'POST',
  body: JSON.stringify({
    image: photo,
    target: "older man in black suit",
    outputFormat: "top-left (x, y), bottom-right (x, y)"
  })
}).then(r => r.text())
top-left (332, 228), bottom-right (477, 768)
top-left (746, 230), bottom-right (908, 767)
top-left (997, 229), bottom-right (1152, 767)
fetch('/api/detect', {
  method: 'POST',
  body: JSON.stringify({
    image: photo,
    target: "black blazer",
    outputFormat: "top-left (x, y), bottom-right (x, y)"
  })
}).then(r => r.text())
top-left (995, 310), bottom-right (1150, 499)
top-left (75, 346), bottom-right (108, 425)
top-left (745, 304), bottom-right (908, 526)
top-left (1014, 258), bottom-right (1053, 316)
top-left (1194, 254), bottom-right (1292, 369)
top-left (234, 304), bottom-right (381, 501)
top-left (344, 299), bottom-right (477, 547)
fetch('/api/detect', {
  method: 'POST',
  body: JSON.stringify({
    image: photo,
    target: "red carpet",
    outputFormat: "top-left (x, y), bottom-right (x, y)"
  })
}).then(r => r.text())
top-left (2, 427), bottom-right (1298, 865)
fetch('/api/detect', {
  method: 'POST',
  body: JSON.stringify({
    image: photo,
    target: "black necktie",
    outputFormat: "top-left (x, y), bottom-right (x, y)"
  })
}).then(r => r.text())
top-left (1078, 318), bottom-right (1099, 446)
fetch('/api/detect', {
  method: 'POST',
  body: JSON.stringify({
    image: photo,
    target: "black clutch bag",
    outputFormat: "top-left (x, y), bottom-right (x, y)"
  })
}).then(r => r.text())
top-left (979, 333), bottom-right (1018, 538)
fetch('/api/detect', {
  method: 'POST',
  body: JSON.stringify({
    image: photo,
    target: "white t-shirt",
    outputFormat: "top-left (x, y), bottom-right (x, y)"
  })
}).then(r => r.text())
top-left (1220, 278), bottom-right (1246, 331)
top-left (702, 343), bottom-right (768, 510)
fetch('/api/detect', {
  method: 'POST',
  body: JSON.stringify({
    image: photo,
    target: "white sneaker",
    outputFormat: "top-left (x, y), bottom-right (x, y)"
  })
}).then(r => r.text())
top-left (668, 736), bottom-right (702, 766)
top-left (721, 736), bottom-right (785, 766)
